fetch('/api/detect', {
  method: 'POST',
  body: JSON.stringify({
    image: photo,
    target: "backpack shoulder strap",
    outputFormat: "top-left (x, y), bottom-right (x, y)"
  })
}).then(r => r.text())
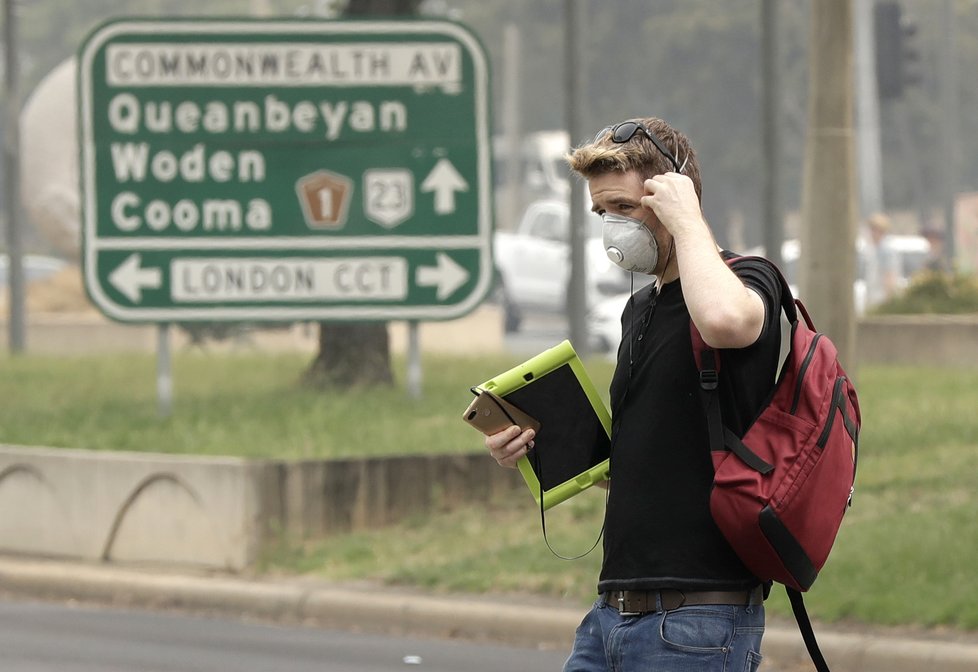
top-left (689, 255), bottom-right (786, 473)
top-left (690, 255), bottom-right (797, 360)
top-left (729, 254), bottom-right (799, 324)
top-left (690, 325), bottom-right (774, 473)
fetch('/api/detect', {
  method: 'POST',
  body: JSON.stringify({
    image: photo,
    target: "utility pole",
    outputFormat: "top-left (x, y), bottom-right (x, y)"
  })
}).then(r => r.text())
top-left (500, 24), bottom-right (523, 231)
top-left (3, 0), bottom-right (25, 353)
top-left (564, 0), bottom-right (588, 356)
top-left (760, 0), bottom-right (783, 271)
top-left (939, 0), bottom-right (959, 265)
top-left (854, 0), bottom-right (884, 219)
top-left (799, 0), bottom-right (858, 369)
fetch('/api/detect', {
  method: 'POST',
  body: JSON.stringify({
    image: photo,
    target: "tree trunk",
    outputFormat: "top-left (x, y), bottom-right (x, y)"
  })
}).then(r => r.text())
top-left (302, 0), bottom-right (421, 389)
top-left (304, 322), bottom-right (394, 388)
top-left (799, 0), bottom-right (858, 370)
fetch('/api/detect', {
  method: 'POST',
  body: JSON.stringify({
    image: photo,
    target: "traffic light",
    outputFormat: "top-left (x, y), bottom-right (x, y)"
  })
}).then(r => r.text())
top-left (874, 1), bottom-right (921, 100)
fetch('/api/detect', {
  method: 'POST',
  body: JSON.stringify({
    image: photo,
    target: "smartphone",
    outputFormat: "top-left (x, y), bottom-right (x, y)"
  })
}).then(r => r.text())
top-left (462, 389), bottom-right (541, 436)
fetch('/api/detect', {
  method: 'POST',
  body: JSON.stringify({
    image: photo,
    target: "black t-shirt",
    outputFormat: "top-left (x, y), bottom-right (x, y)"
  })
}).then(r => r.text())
top-left (598, 254), bottom-right (783, 594)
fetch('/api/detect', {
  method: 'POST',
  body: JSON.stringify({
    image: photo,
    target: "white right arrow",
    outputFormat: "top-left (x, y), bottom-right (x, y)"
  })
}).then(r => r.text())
top-left (420, 158), bottom-right (468, 215)
top-left (416, 252), bottom-right (469, 300)
top-left (109, 253), bottom-right (162, 303)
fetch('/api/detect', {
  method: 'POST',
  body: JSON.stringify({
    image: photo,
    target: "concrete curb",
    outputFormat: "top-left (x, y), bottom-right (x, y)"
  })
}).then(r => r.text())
top-left (1, 558), bottom-right (976, 671)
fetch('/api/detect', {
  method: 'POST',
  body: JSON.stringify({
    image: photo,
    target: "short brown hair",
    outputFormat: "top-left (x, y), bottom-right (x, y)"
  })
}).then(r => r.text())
top-left (567, 117), bottom-right (702, 201)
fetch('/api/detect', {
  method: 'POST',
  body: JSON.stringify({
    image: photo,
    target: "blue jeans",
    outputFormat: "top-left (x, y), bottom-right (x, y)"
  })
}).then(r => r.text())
top-left (562, 597), bottom-right (765, 672)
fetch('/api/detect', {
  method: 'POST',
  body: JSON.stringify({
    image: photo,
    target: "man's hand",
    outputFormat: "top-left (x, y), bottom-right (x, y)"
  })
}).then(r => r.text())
top-left (485, 425), bottom-right (536, 468)
top-left (640, 172), bottom-right (765, 349)
top-left (640, 173), bottom-right (706, 239)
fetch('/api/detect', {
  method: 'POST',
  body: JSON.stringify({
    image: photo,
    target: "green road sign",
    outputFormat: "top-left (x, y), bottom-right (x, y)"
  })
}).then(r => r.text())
top-left (78, 18), bottom-right (492, 322)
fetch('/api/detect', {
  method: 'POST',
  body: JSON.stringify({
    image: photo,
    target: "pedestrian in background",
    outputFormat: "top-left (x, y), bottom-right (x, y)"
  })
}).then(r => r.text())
top-left (920, 224), bottom-right (952, 274)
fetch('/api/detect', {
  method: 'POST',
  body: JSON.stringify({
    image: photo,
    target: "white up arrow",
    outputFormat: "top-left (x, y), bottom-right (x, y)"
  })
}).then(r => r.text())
top-left (109, 253), bottom-right (162, 303)
top-left (416, 252), bottom-right (469, 300)
top-left (420, 158), bottom-right (468, 215)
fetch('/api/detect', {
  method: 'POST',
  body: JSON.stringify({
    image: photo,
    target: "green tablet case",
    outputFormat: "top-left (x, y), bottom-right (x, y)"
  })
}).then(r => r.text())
top-left (475, 340), bottom-right (611, 509)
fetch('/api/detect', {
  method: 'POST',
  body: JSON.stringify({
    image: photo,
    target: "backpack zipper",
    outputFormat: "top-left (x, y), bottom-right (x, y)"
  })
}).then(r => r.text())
top-left (789, 333), bottom-right (823, 414)
top-left (815, 376), bottom-right (846, 448)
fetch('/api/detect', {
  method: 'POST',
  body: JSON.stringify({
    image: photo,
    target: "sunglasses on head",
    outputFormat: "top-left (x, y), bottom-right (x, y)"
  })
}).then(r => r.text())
top-left (594, 120), bottom-right (688, 173)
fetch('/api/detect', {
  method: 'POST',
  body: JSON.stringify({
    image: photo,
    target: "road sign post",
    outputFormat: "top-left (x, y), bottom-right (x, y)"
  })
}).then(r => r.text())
top-left (78, 18), bottom-right (493, 324)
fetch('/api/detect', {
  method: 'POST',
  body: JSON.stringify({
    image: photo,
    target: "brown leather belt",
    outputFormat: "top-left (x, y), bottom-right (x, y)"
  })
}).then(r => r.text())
top-left (603, 586), bottom-right (764, 616)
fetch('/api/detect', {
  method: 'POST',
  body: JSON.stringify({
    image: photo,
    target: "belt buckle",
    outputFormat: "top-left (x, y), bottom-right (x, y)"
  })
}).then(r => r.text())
top-left (616, 591), bottom-right (643, 617)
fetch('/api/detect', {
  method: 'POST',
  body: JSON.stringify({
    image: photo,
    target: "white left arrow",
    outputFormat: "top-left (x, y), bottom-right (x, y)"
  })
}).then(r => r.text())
top-left (420, 158), bottom-right (468, 215)
top-left (416, 252), bottom-right (469, 300)
top-left (109, 253), bottom-right (162, 303)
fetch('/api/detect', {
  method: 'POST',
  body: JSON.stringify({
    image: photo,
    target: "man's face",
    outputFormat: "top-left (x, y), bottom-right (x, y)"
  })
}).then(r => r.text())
top-left (589, 169), bottom-right (671, 275)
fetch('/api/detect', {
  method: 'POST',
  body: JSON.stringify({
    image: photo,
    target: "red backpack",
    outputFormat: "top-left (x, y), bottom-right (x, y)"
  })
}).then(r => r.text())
top-left (691, 257), bottom-right (860, 672)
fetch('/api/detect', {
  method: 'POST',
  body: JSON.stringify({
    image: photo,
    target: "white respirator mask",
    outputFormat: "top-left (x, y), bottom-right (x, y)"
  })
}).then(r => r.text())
top-left (602, 213), bottom-right (659, 275)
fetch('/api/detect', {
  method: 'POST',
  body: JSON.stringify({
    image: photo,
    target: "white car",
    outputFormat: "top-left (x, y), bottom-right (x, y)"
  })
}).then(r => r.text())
top-left (587, 291), bottom-right (632, 356)
top-left (494, 199), bottom-right (639, 332)
top-left (0, 253), bottom-right (67, 287)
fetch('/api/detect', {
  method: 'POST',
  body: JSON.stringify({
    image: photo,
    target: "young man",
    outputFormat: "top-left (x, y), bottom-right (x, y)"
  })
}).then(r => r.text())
top-left (485, 117), bottom-right (784, 671)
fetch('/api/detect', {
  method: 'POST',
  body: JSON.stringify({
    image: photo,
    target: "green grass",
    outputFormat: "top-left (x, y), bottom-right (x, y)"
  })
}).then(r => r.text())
top-left (258, 486), bottom-right (608, 602)
top-left (0, 351), bottom-right (613, 458)
top-left (2, 353), bottom-right (976, 631)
